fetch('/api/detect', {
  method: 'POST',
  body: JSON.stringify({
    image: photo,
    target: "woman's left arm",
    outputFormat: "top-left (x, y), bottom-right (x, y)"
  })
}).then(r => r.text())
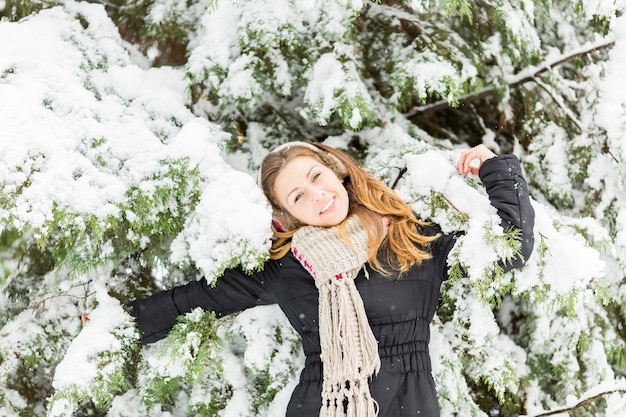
top-left (457, 145), bottom-right (535, 271)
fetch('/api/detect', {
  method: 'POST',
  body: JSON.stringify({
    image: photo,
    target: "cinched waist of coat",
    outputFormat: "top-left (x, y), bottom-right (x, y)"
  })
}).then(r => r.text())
top-left (300, 341), bottom-right (430, 382)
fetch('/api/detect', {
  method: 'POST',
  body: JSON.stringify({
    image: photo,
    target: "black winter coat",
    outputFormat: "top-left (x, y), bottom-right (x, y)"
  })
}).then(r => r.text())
top-left (128, 154), bottom-right (535, 417)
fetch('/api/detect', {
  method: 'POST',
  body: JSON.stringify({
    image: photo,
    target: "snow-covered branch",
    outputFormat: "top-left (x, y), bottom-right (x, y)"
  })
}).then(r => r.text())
top-left (527, 76), bottom-right (583, 132)
top-left (526, 386), bottom-right (626, 417)
top-left (406, 37), bottom-right (617, 117)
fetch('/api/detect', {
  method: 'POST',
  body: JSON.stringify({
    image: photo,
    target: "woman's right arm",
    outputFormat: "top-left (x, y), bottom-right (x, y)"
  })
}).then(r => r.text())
top-left (126, 259), bottom-right (281, 344)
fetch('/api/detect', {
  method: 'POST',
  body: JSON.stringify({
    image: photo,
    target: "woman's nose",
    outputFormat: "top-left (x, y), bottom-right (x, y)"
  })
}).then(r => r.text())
top-left (312, 187), bottom-right (325, 201)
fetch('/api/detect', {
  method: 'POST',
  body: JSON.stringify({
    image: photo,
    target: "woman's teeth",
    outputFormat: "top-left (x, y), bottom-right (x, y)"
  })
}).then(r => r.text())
top-left (321, 198), bottom-right (334, 213)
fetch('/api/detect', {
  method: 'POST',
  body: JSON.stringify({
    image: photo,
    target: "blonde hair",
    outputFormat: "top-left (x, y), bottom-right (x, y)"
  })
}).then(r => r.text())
top-left (259, 142), bottom-right (439, 275)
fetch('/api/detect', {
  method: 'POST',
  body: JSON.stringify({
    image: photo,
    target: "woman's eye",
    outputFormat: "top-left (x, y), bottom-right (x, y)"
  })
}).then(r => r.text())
top-left (294, 193), bottom-right (302, 203)
top-left (312, 172), bottom-right (321, 181)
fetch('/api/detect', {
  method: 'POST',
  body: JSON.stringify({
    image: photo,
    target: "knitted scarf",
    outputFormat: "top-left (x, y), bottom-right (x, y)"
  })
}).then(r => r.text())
top-left (291, 215), bottom-right (381, 417)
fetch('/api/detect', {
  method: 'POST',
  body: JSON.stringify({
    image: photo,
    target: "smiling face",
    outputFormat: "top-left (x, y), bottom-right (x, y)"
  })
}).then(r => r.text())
top-left (273, 155), bottom-right (350, 228)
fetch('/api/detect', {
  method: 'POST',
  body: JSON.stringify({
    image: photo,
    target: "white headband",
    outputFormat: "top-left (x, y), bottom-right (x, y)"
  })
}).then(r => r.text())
top-left (257, 141), bottom-right (324, 186)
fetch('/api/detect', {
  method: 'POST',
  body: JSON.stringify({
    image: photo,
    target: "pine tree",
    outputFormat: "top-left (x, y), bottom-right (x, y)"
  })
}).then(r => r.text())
top-left (0, 1), bottom-right (625, 416)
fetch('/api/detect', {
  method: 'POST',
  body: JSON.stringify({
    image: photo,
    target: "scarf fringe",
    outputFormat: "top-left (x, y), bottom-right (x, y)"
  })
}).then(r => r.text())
top-left (318, 273), bottom-right (380, 417)
top-left (319, 379), bottom-right (379, 417)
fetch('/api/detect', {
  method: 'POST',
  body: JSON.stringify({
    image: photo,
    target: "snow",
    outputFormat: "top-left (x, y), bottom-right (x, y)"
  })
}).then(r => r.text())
top-left (499, 0), bottom-right (541, 55)
top-left (1, 10), bottom-right (181, 226)
top-left (1, 0), bottom-right (626, 416)
top-left (521, 202), bottom-right (606, 295)
top-left (304, 52), bottom-right (372, 128)
top-left (305, 53), bottom-right (346, 121)
top-left (52, 280), bottom-right (137, 389)
top-left (187, 0), bottom-right (239, 71)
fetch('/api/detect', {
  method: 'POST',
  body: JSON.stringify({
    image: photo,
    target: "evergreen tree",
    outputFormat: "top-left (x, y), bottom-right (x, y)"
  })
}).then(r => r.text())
top-left (0, 1), bottom-right (625, 416)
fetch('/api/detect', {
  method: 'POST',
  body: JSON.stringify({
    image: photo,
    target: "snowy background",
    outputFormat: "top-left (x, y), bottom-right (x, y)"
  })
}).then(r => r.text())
top-left (1, 1), bottom-right (626, 416)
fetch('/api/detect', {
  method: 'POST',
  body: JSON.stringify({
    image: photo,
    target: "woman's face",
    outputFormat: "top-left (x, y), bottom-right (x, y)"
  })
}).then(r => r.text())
top-left (273, 155), bottom-right (349, 228)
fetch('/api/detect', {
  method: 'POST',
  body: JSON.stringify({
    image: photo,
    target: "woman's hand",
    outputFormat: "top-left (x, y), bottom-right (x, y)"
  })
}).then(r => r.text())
top-left (456, 144), bottom-right (497, 176)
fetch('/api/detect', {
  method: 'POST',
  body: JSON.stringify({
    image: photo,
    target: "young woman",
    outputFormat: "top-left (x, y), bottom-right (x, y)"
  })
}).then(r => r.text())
top-left (128, 141), bottom-right (535, 417)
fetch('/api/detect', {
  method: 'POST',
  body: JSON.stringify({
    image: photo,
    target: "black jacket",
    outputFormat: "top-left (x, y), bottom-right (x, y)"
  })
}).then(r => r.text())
top-left (128, 154), bottom-right (535, 417)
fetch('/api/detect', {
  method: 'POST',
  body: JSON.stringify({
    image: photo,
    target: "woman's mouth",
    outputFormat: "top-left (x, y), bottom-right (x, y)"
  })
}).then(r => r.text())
top-left (320, 197), bottom-right (335, 214)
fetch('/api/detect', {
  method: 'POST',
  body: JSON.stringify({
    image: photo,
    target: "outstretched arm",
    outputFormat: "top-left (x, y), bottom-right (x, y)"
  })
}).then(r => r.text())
top-left (127, 261), bottom-right (280, 344)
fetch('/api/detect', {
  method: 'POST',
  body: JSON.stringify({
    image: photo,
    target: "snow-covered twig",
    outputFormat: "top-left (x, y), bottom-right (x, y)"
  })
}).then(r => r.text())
top-left (526, 388), bottom-right (626, 417)
top-left (527, 76), bottom-right (583, 133)
top-left (439, 193), bottom-right (470, 223)
top-left (32, 281), bottom-right (94, 314)
top-left (506, 37), bottom-right (617, 86)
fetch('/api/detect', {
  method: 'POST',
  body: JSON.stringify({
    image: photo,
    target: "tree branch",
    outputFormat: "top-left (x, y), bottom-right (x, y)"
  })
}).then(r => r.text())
top-left (526, 388), bottom-right (626, 417)
top-left (32, 281), bottom-right (94, 314)
top-left (390, 166), bottom-right (407, 189)
top-left (440, 193), bottom-right (470, 223)
top-left (405, 37), bottom-right (616, 117)
top-left (527, 76), bottom-right (583, 133)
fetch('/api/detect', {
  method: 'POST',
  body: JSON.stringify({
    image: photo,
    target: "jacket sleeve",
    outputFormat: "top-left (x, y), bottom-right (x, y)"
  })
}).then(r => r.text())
top-left (478, 154), bottom-right (535, 271)
top-left (126, 260), bottom-right (280, 344)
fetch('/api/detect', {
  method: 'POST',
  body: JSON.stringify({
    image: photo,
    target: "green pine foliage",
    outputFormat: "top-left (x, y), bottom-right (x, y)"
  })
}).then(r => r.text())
top-left (1, 0), bottom-right (626, 416)
top-left (44, 284), bottom-right (140, 416)
top-left (159, 308), bottom-right (223, 385)
top-left (225, 309), bottom-right (303, 415)
top-left (134, 309), bottom-right (225, 413)
top-left (0, 0), bottom-right (55, 21)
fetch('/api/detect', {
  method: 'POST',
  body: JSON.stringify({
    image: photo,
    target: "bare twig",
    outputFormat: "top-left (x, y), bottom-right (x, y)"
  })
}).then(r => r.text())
top-left (390, 166), bottom-right (408, 189)
top-left (32, 281), bottom-right (94, 314)
top-left (606, 149), bottom-right (621, 163)
top-left (440, 193), bottom-right (470, 222)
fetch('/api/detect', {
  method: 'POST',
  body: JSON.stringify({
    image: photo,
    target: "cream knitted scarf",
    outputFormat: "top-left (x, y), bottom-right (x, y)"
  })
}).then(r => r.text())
top-left (291, 215), bottom-right (380, 417)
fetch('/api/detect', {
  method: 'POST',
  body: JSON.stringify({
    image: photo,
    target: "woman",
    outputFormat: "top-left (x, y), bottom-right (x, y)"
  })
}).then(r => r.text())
top-left (128, 141), bottom-right (535, 417)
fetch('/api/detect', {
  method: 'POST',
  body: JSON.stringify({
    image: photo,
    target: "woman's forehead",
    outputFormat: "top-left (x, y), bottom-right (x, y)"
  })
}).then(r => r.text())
top-left (277, 156), bottom-right (323, 180)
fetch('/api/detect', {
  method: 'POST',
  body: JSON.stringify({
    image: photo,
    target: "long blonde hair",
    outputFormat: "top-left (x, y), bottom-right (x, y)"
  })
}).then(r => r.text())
top-left (259, 142), bottom-right (439, 275)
